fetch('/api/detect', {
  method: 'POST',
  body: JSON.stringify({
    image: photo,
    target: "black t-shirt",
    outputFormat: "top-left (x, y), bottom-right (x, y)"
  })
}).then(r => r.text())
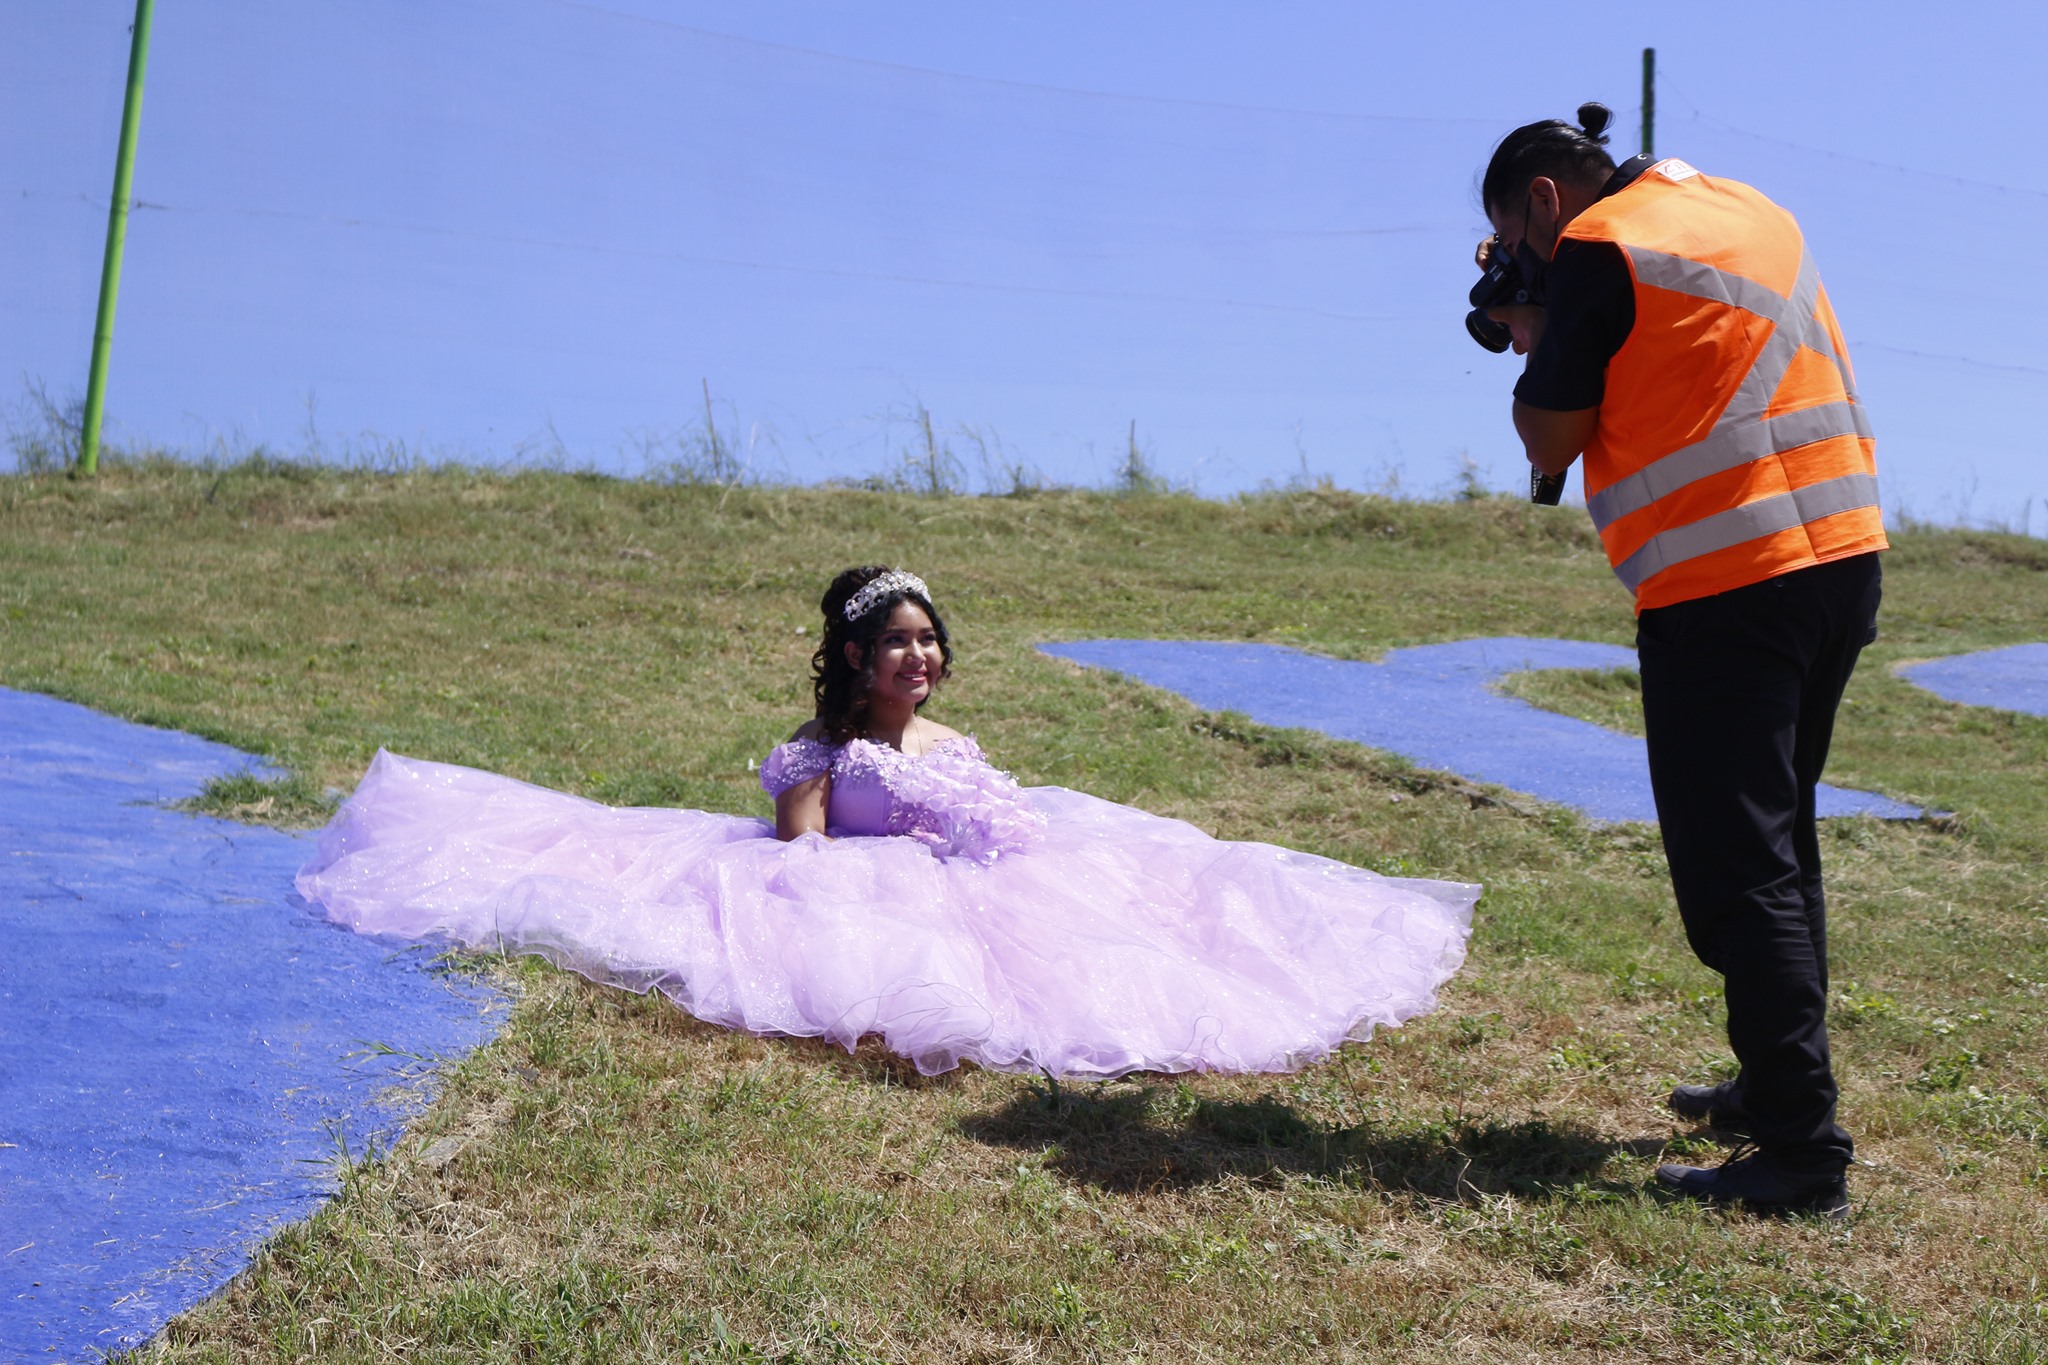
top-left (1512, 236), bottom-right (1636, 412)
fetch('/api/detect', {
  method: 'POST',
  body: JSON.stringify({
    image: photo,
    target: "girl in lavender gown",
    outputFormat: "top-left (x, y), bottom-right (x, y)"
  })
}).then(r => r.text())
top-left (298, 566), bottom-right (1478, 1078)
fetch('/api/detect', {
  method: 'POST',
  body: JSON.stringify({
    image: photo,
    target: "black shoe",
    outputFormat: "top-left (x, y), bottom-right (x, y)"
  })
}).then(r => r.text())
top-left (1655, 1145), bottom-right (1849, 1221)
top-left (1668, 1079), bottom-right (1748, 1127)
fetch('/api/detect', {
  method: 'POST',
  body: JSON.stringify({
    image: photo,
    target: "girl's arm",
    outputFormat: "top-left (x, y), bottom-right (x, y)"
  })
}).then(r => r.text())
top-left (774, 772), bottom-right (830, 841)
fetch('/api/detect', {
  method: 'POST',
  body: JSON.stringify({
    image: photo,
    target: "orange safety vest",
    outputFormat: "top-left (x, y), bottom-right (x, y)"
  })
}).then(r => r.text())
top-left (1560, 159), bottom-right (1887, 611)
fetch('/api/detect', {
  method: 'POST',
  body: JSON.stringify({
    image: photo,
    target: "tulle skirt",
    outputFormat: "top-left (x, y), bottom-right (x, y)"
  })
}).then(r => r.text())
top-left (297, 752), bottom-right (1478, 1078)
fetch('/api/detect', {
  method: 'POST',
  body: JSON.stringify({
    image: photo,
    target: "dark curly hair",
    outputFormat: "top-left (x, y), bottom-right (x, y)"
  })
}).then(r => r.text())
top-left (1480, 102), bottom-right (1618, 218)
top-left (811, 565), bottom-right (953, 742)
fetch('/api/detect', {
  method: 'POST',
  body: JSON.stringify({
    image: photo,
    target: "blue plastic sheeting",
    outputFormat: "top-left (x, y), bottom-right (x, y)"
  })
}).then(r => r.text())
top-left (1042, 637), bottom-right (1924, 825)
top-left (1898, 643), bottom-right (2048, 719)
top-left (1, 689), bottom-right (505, 1361)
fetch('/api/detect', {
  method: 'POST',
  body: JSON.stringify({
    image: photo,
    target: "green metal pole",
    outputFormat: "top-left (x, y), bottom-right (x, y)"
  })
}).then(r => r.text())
top-left (1641, 47), bottom-right (1656, 159)
top-left (77, 0), bottom-right (157, 477)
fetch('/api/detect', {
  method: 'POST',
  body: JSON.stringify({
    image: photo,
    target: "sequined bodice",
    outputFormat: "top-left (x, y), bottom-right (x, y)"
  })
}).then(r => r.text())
top-left (759, 735), bottom-right (1043, 860)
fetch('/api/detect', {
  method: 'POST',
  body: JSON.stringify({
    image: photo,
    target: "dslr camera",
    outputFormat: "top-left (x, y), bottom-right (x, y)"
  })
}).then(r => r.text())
top-left (1466, 235), bottom-right (1566, 506)
top-left (1465, 234), bottom-right (1536, 354)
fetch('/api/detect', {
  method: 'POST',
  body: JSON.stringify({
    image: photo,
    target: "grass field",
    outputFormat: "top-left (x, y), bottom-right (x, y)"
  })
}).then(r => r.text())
top-left (5, 456), bottom-right (2046, 1363)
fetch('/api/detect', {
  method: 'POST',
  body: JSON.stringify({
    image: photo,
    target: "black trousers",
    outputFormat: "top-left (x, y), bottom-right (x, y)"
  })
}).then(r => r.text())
top-left (1635, 552), bottom-right (1882, 1170)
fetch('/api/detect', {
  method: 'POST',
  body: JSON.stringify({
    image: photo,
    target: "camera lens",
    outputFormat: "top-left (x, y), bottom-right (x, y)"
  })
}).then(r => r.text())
top-left (1465, 308), bottom-right (1512, 353)
top-left (1466, 245), bottom-right (1531, 353)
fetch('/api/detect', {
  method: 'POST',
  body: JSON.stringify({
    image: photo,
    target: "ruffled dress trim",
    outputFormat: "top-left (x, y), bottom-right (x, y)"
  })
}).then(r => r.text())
top-left (760, 736), bottom-right (1045, 862)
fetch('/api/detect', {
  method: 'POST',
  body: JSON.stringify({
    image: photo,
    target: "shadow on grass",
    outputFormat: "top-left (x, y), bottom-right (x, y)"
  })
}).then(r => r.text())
top-left (820, 1035), bottom-right (973, 1090)
top-left (960, 1086), bottom-right (1664, 1198)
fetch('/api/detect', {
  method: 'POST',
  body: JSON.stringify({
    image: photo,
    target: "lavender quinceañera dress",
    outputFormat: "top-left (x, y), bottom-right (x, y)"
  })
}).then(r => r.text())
top-left (298, 736), bottom-right (1478, 1078)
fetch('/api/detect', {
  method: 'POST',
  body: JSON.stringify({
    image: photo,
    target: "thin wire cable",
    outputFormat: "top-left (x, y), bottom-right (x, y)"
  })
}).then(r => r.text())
top-left (27, 187), bottom-right (2045, 376)
top-left (18, 188), bottom-right (1464, 249)
top-left (16, 189), bottom-right (1419, 326)
top-left (1671, 88), bottom-right (2048, 200)
top-left (535, 0), bottom-right (1499, 127)
top-left (1858, 343), bottom-right (2048, 378)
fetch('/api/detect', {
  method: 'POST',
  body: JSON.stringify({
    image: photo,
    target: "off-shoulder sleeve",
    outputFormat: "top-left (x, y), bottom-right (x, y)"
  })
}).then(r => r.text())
top-left (759, 738), bottom-right (835, 797)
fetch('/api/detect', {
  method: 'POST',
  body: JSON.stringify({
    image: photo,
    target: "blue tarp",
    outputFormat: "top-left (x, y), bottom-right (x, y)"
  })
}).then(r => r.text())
top-left (0, 689), bottom-right (505, 1361)
top-left (1898, 643), bottom-right (2048, 719)
top-left (1041, 637), bottom-right (1924, 824)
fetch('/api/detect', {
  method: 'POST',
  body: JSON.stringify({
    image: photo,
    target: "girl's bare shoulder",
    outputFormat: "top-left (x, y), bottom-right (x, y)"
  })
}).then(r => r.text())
top-left (918, 718), bottom-right (966, 744)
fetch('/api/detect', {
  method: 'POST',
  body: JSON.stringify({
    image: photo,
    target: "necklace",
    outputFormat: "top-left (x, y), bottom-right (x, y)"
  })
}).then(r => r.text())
top-left (858, 711), bottom-right (919, 754)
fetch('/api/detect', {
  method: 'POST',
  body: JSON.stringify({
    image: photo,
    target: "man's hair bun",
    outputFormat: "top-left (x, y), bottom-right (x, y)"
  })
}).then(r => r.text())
top-left (1481, 103), bottom-right (1622, 211)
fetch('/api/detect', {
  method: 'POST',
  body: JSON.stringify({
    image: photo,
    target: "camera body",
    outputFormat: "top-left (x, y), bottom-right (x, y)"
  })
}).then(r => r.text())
top-left (1469, 235), bottom-right (1567, 505)
top-left (1465, 236), bottom-right (1541, 354)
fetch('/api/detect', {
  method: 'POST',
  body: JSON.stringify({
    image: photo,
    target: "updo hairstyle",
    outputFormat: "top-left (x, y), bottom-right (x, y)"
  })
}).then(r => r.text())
top-left (1480, 102), bottom-right (1619, 218)
top-left (811, 565), bottom-right (953, 742)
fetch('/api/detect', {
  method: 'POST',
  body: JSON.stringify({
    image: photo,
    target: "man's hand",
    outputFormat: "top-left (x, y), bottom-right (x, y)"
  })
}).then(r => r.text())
top-left (1487, 303), bottom-right (1547, 356)
top-left (1512, 400), bottom-right (1598, 477)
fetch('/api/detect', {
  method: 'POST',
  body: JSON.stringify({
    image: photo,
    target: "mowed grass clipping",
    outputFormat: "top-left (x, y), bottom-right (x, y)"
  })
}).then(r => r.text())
top-left (4, 458), bottom-right (2046, 1364)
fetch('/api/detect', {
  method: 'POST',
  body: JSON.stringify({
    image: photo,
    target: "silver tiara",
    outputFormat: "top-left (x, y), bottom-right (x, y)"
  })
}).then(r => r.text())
top-left (842, 569), bottom-right (931, 622)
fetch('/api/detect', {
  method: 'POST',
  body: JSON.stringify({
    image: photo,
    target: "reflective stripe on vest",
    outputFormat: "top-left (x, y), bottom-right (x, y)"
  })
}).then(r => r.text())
top-left (1613, 471), bottom-right (1881, 593)
top-left (1586, 243), bottom-right (1877, 550)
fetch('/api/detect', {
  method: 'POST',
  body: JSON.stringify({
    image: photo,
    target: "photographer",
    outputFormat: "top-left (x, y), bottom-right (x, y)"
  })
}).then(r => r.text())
top-left (1474, 104), bottom-right (1887, 1218)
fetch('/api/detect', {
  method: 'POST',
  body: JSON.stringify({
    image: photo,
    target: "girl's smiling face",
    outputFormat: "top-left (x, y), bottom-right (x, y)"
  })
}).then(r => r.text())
top-left (852, 599), bottom-right (944, 709)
